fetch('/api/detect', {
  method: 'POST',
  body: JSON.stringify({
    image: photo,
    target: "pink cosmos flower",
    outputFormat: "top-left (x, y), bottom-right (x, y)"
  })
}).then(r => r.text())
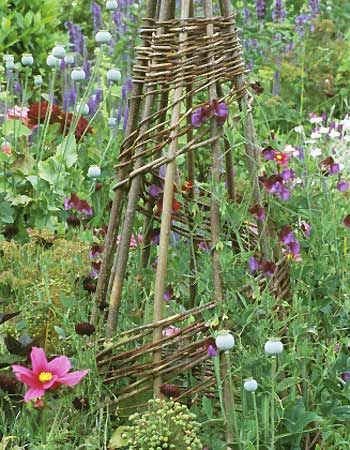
top-left (12, 347), bottom-right (89, 402)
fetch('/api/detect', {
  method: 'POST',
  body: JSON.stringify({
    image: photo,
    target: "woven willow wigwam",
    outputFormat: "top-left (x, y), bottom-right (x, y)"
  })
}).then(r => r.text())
top-left (93, 0), bottom-right (290, 442)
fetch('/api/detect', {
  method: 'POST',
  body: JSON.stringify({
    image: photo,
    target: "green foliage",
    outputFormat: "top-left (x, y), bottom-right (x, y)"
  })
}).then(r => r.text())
top-left (0, 0), bottom-right (66, 68)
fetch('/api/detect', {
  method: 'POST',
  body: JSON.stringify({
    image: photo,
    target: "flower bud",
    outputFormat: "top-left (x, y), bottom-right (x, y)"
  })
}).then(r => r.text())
top-left (21, 53), bottom-right (34, 66)
top-left (215, 330), bottom-right (235, 351)
top-left (107, 68), bottom-right (121, 83)
top-left (71, 68), bottom-right (86, 82)
top-left (87, 165), bottom-right (101, 178)
top-left (264, 338), bottom-right (284, 355)
top-left (46, 54), bottom-right (59, 68)
top-left (108, 117), bottom-right (117, 128)
top-left (106, 0), bottom-right (118, 10)
top-left (77, 103), bottom-right (90, 116)
top-left (243, 378), bottom-right (258, 392)
top-left (52, 45), bottom-right (66, 59)
top-left (3, 54), bottom-right (14, 63)
top-left (34, 75), bottom-right (43, 87)
top-left (5, 60), bottom-right (15, 70)
top-left (95, 30), bottom-right (112, 44)
top-left (64, 54), bottom-right (75, 65)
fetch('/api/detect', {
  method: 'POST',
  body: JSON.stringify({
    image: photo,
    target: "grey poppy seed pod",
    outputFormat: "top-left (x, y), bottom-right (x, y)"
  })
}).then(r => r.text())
top-left (243, 378), bottom-right (258, 392)
top-left (52, 45), bottom-right (66, 59)
top-left (95, 30), bottom-right (112, 44)
top-left (215, 330), bottom-right (235, 351)
top-left (106, 0), bottom-right (118, 10)
top-left (64, 54), bottom-right (75, 65)
top-left (71, 68), bottom-right (86, 82)
top-left (265, 338), bottom-right (284, 355)
top-left (46, 54), bottom-right (59, 68)
top-left (21, 54), bottom-right (34, 66)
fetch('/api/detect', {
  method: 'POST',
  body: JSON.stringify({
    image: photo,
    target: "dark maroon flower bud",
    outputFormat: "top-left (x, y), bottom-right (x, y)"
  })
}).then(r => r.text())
top-left (344, 215), bottom-right (350, 228)
top-left (250, 81), bottom-right (264, 95)
top-left (160, 383), bottom-right (180, 398)
top-left (67, 214), bottom-right (81, 227)
top-left (0, 374), bottom-right (18, 394)
top-left (83, 277), bottom-right (97, 292)
top-left (75, 322), bottom-right (96, 336)
top-left (3, 224), bottom-right (19, 240)
top-left (95, 182), bottom-right (103, 191)
top-left (72, 396), bottom-right (90, 410)
top-left (260, 259), bottom-right (276, 277)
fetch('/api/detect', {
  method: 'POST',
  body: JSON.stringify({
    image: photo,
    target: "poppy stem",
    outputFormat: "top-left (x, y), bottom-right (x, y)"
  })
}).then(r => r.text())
top-left (41, 406), bottom-right (47, 445)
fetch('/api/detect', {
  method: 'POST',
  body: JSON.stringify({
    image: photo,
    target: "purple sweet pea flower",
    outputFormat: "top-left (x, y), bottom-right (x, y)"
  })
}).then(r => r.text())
top-left (198, 241), bottom-right (211, 252)
top-left (300, 221), bottom-right (311, 238)
top-left (281, 168), bottom-right (295, 181)
top-left (211, 101), bottom-right (228, 126)
top-left (149, 184), bottom-right (163, 198)
top-left (249, 256), bottom-right (260, 273)
top-left (262, 147), bottom-right (276, 160)
top-left (337, 181), bottom-right (350, 192)
top-left (329, 163), bottom-right (340, 175)
top-left (163, 286), bottom-right (173, 302)
top-left (341, 372), bottom-right (350, 383)
top-left (207, 345), bottom-right (218, 357)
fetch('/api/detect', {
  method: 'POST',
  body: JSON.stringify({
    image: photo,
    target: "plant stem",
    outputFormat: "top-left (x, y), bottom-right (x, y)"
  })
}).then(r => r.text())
top-left (225, 351), bottom-right (241, 450)
top-left (271, 357), bottom-right (276, 450)
top-left (253, 392), bottom-right (260, 450)
top-left (41, 406), bottom-right (47, 445)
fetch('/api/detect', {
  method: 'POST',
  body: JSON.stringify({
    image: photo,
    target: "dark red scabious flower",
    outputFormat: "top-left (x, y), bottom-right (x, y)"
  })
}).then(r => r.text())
top-left (66, 214), bottom-right (81, 227)
top-left (0, 374), bottom-right (18, 394)
top-left (320, 156), bottom-right (340, 176)
top-left (75, 322), bottom-right (96, 336)
top-left (249, 204), bottom-right (266, 222)
top-left (27, 101), bottom-right (63, 125)
top-left (344, 215), bottom-right (350, 228)
top-left (64, 193), bottom-right (93, 216)
top-left (61, 113), bottom-right (93, 141)
top-left (91, 261), bottom-right (101, 278)
top-left (89, 244), bottom-right (104, 260)
top-left (83, 276), bottom-right (97, 293)
top-left (73, 396), bottom-right (90, 410)
top-left (160, 384), bottom-right (180, 398)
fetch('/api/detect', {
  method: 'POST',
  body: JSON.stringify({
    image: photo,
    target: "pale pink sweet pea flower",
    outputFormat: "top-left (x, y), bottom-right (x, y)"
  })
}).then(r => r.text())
top-left (12, 347), bottom-right (89, 402)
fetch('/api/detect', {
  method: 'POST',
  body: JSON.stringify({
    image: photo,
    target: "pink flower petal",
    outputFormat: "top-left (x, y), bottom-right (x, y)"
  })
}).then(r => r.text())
top-left (48, 356), bottom-right (71, 377)
top-left (30, 347), bottom-right (48, 373)
top-left (58, 370), bottom-right (89, 387)
top-left (42, 375), bottom-right (58, 390)
top-left (24, 387), bottom-right (45, 402)
top-left (12, 365), bottom-right (40, 388)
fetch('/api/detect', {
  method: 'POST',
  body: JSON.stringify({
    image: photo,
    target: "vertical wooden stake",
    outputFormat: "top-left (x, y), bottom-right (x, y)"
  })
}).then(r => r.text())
top-left (152, 0), bottom-right (191, 397)
top-left (92, 0), bottom-right (159, 324)
top-left (106, 0), bottom-right (174, 338)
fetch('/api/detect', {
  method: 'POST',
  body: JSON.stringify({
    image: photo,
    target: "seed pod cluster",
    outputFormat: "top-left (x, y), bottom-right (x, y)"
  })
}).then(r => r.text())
top-left (124, 398), bottom-right (202, 449)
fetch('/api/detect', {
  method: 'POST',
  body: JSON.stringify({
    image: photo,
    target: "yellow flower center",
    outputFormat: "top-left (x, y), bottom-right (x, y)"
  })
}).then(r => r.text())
top-left (38, 372), bottom-right (53, 383)
top-left (275, 154), bottom-right (283, 161)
